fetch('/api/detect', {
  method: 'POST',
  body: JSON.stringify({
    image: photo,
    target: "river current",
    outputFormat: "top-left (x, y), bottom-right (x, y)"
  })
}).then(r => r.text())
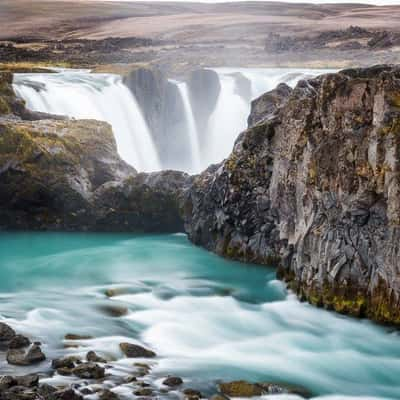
top-left (0, 233), bottom-right (399, 399)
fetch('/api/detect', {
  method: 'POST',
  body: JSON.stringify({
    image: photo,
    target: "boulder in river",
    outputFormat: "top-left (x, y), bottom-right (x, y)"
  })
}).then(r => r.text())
top-left (119, 342), bottom-right (156, 358)
top-left (72, 362), bottom-right (105, 379)
top-left (218, 381), bottom-right (263, 397)
top-left (0, 322), bottom-right (15, 342)
top-left (162, 376), bottom-right (183, 387)
top-left (52, 355), bottom-right (81, 370)
top-left (8, 334), bottom-right (31, 349)
top-left (99, 389), bottom-right (120, 400)
top-left (6, 344), bottom-right (46, 365)
top-left (64, 334), bottom-right (93, 340)
top-left (86, 350), bottom-right (107, 363)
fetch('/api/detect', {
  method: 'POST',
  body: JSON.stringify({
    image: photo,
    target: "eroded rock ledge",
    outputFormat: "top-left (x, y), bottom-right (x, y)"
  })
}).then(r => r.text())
top-left (183, 65), bottom-right (400, 325)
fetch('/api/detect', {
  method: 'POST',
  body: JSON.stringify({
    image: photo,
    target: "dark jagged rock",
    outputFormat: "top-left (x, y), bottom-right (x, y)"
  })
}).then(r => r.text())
top-left (248, 83), bottom-right (292, 127)
top-left (0, 322), bottom-right (15, 342)
top-left (99, 389), bottom-right (119, 400)
top-left (183, 65), bottom-right (400, 325)
top-left (64, 334), bottom-right (93, 341)
top-left (93, 170), bottom-right (189, 232)
top-left (133, 388), bottom-right (153, 396)
top-left (52, 388), bottom-right (83, 400)
top-left (119, 342), bottom-right (156, 358)
top-left (218, 381), bottom-right (263, 397)
top-left (183, 388), bottom-right (202, 399)
top-left (52, 355), bottom-right (81, 370)
top-left (8, 335), bottom-right (31, 349)
top-left (218, 381), bottom-right (310, 398)
top-left (96, 304), bottom-right (128, 317)
top-left (162, 376), bottom-right (183, 387)
top-left (86, 351), bottom-right (107, 363)
top-left (6, 344), bottom-right (46, 365)
top-left (72, 362), bottom-right (105, 379)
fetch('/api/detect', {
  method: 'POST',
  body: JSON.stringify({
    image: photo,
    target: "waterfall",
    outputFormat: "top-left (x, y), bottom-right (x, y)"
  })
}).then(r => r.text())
top-left (175, 81), bottom-right (201, 173)
top-left (205, 74), bottom-right (250, 167)
top-left (13, 71), bottom-right (161, 172)
top-left (13, 68), bottom-right (335, 174)
top-left (201, 67), bottom-right (336, 166)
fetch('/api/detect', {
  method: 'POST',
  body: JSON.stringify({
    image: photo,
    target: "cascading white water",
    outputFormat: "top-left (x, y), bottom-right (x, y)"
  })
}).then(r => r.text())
top-left (13, 68), bottom-right (335, 174)
top-left (13, 71), bottom-right (161, 172)
top-left (205, 74), bottom-right (250, 167)
top-left (175, 81), bottom-right (201, 173)
top-left (202, 67), bottom-right (336, 167)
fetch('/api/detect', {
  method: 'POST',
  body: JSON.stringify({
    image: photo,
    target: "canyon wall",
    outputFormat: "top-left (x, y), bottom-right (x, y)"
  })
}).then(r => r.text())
top-left (183, 65), bottom-right (400, 325)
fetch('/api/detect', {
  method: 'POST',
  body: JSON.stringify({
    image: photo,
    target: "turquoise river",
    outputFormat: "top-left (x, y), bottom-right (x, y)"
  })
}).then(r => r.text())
top-left (0, 232), bottom-right (400, 399)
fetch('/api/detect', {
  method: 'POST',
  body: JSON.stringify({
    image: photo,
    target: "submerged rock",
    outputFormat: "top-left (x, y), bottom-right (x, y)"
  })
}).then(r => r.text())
top-left (64, 334), bottom-right (93, 340)
top-left (52, 388), bottom-right (83, 400)
top-left (133, 387), bottom-right (153, 396)
top-left (183, 389), bottom-right (202, 400)
top-left (97, 304), bottom-right (128, 317)
top-left (162, 376), bottom-right (183, 387)
top-left (119, 343), bottom-right (156, 358)
top-left (52, 355), bottom-right (81, 370)
top-left (72, 362), bottom-right (105, 379)
top-left (99, 389), bottom-right (120, 400)
top-left (210, 394), bottom-right (230, 400)
top-left (86, 351), bottom-right (107, 363)
top-left (218, 381), bottom-right (263, 397)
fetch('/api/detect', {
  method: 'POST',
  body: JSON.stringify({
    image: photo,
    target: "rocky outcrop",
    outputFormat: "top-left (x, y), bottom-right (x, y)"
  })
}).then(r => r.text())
top-left (183, 65), bottom-right (400, 325)
top-left (247, 83), bottom-right (292, 127)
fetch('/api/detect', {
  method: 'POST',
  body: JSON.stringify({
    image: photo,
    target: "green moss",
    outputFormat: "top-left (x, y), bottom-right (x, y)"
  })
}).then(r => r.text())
top-left (277, 266), bottom-right (400, 326)
top-left (0, 97), bottom-right (10, 115)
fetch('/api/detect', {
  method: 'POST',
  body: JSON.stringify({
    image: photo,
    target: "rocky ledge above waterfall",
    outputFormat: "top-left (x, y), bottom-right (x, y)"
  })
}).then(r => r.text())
top-left (0, 71), bottom-right (188, 231)
top-left (183, 64), bottom-right (400, 325)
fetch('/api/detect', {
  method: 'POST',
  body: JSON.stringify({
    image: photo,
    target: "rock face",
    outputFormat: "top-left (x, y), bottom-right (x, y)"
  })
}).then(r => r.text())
top-left (247, 83), bottom-right (292, 127)
top-left (184, 65), bottom-right (400, 325)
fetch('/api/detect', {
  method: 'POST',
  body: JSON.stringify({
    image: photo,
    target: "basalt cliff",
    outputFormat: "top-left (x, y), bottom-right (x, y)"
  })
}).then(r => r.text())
top-left (183, 65), bottom-right (400, 325)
